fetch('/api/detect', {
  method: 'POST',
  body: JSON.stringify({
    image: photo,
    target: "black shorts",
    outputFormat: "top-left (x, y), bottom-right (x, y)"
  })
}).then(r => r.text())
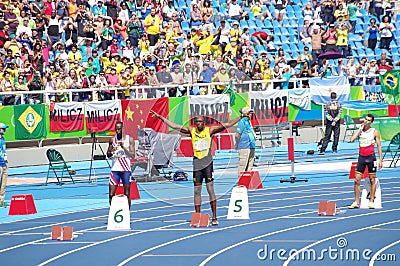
top-left (193, 161), bottom-right (214, 184)
top-left (356, 154), bottom-right (377, 175)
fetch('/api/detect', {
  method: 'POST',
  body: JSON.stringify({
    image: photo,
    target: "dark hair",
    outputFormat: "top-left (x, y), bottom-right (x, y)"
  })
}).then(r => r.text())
top-left (331, 92), bottom-right (337, 99)
top-left (366, 113), bottom-right (375, 122)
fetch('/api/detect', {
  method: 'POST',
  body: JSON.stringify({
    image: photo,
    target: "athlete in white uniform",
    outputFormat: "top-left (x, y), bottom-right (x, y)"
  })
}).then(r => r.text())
top-left (348, 114), bottom-right (382, 209)
top-left (107, 122), bottom-right (135, 208)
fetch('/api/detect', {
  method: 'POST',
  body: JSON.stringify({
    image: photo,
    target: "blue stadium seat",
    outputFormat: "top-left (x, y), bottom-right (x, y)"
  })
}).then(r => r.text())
top-left (264, 20), bottom-right (273, 29)
top-left (375, 48), bottom-right (382, 55)
top-left (366, 48), bottom-right (374, 56)
top-left (293, 5), bottom-right (301, 12)
top-left (281, 27), bottom-right (289, 36)
top-left (391, 47), bottom-right (398, 54)
top-left (248, 12), bottom-right (255, 20)
top-left (248, 20), bottom-right (257, 29)
top-left (281, 36), bottom-right (290, 44)
top-left (282, 19), bottom-right (290, 28)
top-left (272, 20), bottom-right (280, 28)
top-left (287, 11), bottom-right (296, 20)
top-left (290, 43), bottom-right (299, 53)
top-left (282, 43), bottom-right (290, 51)
top-left (181, 21), bottom-right (190, 32)
top-left (288, 28), bottom-right (297, 36)
top-left (355, 25), bottom-right (364, 34)
top-left (256, 45), bottom-right (264, 52)
top-left (357, 48), bottom-right (366, 57)
top-left (355, 41), bottom-right (363, 49)
top-left (274, 27), bottom-right (281, 35)
top-left (274, 36), bottom-right (282, 45)
top-left (298, 42), bottom-right (305, 51)
top-left (255, 20), bottom-right (264, 28)
top-left (178, 0), bottom-right (187, 8)
top-left (295, 11), bottom-right (303, 19)
top-left (292, 0), bottom-right (300, 4)
top-left (286, 5), bottom-right (294, 13)
top-left (240, 20), bottom-right (248, 29)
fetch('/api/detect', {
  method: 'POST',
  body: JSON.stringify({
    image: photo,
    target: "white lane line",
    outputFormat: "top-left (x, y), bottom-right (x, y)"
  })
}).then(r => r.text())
top-left (38, 187), bottom-right (400, 264)
top-left (0, 184), bottom-right (354, 238)
top-left (369, 239), bottom-right (400, 266)
top-left (199, 206), bottom-right (400, 266)
top-left (38, 191), bottom-right (348, 265)
top-left (117, 194), bottom-right (373, 266)
top-left (4, 184), bottom-right (397, 264)
top-left (283, 219), bottom-right (400, 266)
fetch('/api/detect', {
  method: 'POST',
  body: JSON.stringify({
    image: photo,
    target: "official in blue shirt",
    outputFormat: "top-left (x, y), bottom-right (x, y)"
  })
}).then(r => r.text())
top-left (0, 123), bottom-right (9, 207)
top-left (235, 107), bottom-right (256, 176)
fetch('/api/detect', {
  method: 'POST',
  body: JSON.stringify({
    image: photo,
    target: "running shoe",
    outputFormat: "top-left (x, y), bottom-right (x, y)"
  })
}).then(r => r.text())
top-left (211, 219), bottom-right (219, 226)
top-left (368, 202), bottom-right (375, 209)
top-left (347, 201), bottom-right (360, 209)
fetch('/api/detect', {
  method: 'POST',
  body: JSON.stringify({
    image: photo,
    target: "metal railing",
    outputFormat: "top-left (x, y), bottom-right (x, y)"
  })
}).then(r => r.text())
top-left (0, 74), bottom-right (381, 104)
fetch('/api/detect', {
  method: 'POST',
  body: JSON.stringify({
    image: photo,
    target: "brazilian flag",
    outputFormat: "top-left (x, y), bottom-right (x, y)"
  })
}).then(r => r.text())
top-left (14, 104), bottom-right (47, 140)
top-left (380, 70), bottom-right (400, 96)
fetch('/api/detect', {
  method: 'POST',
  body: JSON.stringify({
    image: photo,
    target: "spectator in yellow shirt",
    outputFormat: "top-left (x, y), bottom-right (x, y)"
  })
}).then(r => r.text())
top-left (144, 8), bottom-right (162, 46)
top-left (68, 44), bottom-right (82, 64)
top-left (196, 31), bottom-right (214, 55)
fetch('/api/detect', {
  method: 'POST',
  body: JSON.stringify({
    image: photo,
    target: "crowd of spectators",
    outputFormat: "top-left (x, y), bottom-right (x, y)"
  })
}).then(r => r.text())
top-left (0, 0), bottom-right (398, 105)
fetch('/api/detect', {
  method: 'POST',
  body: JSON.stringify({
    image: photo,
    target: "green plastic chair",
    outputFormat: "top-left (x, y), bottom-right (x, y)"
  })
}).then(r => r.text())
top-left (46, 148), bottom-right (75, 185)
top-left (343, 115), bottom-right (359, 142)
top-left (383, 132), bottom-right (400, 167)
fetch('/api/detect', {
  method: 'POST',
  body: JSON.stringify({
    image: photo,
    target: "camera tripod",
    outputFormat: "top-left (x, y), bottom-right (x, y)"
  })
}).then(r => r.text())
top-left (89, 131), bottom-right (111, 182)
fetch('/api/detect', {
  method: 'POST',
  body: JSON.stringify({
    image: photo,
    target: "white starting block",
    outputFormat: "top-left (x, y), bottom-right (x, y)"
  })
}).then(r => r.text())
top-left (107, 195), bottom-right (131, 230)
top-left (360, 178), bottom-right (382, 209)
top-left (227, 185), bottom-right (250, 219)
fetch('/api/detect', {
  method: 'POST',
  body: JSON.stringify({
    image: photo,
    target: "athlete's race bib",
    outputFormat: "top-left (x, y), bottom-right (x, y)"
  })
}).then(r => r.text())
top-left (194, 139), bottom-right (208, 151)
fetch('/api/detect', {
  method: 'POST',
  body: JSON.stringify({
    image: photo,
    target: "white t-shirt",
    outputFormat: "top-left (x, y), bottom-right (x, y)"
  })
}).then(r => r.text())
top-left (228, 4), bottom-right (242, 17)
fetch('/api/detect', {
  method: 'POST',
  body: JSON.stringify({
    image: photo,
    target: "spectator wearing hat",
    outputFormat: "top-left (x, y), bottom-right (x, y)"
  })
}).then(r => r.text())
top-left (0, 122), bottom-right (9, 207)
top-left (321, 0), bottom-right (335, 24)
top-left (235, 107), bottom-right (256, 176)
top-left (16, 17), bottom-right (32, 39)
top-left (170, 62), bottom-right (184, 84)
top-left (217, 20), bottom-right (230, 55)
top-left (113, 19), bottom-right (128, 41)
top-left (195, 30), bottom-right (215, 56)
top-left (199, 61), bottom-right (214, 84)
top-left (3, 34), bottom-right (21, 56)
top-left (146, 66), bottom-right (159, 98)
top-left (308, 22), bottom-right (326, 64)
top-left (144, 8), bottom-right (162, 46)
top-left (212, 65), bottom-right (230, 93)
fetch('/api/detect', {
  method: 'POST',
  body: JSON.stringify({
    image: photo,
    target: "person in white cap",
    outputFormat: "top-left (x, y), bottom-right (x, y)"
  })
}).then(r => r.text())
top-left (0, 123), bottom-right (9, 207)
top-left (235, 107), bottom-right (256, 176)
